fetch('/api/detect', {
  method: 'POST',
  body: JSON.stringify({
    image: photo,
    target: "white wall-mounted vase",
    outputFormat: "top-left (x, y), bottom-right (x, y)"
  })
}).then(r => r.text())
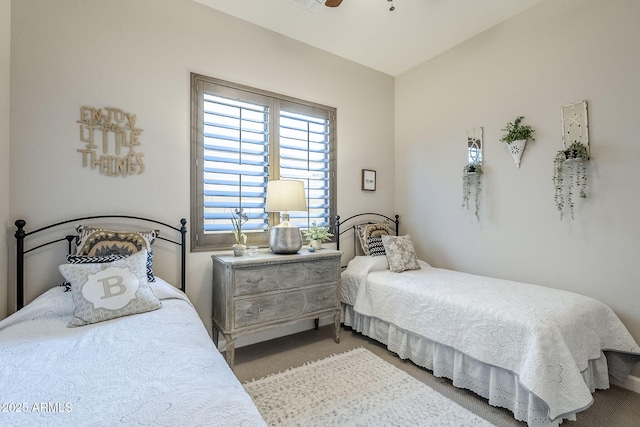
top-left (507, 139), bottom-right (527, 168)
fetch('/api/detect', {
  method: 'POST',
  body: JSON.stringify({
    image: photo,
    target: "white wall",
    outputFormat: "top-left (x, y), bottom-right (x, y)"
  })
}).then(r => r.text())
top-left (10, 0), bottom-right (639, 382)
top-left (7, 0), bottom-right (395, 333)
top-left (395, 0), bottom-right (640, 377)
top-left (1, 0), bottom-right (10, 320)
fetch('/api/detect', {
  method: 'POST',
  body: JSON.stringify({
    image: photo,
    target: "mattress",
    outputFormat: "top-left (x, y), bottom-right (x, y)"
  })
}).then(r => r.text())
top-left (0, 278), bottom-right (266, 427)
top-left (341, 255), bottom-right (640, 426)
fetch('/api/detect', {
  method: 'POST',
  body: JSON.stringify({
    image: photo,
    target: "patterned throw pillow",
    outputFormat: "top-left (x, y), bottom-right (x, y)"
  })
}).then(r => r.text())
top-left (67, 254), bottom-right (129, 264)
top-left (73, 226), bottom-right (158, 281)
top-left (59, 250), bottom-right (162, 327)
top-left (61, 254), bottom-right (130, 291)
top-left (355, 223), bottom-right (391, 255)
top-left (367, 236), bottom-right (386, 257)
top-left (381, 234), bottom-right (421, 273)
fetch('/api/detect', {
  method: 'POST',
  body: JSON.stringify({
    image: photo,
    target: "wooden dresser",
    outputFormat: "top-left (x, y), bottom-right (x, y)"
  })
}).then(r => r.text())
top-left (211, 249), bottom-right (342, 369)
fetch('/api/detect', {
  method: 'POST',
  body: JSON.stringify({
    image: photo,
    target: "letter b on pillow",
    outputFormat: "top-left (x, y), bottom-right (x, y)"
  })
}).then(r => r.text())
top-left (82, 267), bottom-right (140, 310)
top-left (59, 250), bottom-right (162, 327)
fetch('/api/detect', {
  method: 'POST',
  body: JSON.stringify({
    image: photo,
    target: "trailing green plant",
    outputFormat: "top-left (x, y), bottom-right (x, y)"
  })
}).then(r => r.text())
top-left (500, 116), bottom-right (535, 144)
top-left (302, 221), bottom-right (334, 242)
top-left (552, 142), bottom-right (589, 220)
top-left (462, 163), bottom-right (482, 221)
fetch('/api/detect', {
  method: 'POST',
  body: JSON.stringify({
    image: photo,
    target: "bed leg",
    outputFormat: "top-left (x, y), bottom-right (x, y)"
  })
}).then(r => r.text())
top-left (15, 219), bottom-right (26, 311)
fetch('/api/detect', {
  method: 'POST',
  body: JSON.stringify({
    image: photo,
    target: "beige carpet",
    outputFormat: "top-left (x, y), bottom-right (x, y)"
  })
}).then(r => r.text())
top-left (233, 325), bottom-right (640, 427)
top-left (243, 347), bottom-right (495, 426)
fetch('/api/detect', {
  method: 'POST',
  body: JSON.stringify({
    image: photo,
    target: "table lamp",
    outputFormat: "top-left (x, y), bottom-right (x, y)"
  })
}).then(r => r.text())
top-left (266, 180), bottom-right (307, 254)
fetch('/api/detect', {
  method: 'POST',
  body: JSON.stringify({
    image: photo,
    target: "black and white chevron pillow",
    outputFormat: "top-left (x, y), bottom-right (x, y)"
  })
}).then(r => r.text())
top-left (67, 252), bottom-right (155, 282)
top-left (67, 254), bottom-right (129, 264)
top-left (367, 236), bottom-right (386, 257)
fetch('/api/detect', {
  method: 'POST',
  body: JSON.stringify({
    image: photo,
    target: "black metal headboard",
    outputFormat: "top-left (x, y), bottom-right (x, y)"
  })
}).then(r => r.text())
top-left (335, 212), bottom-right (400, 252)
top-left (14, 215), bottom-right (187, 311)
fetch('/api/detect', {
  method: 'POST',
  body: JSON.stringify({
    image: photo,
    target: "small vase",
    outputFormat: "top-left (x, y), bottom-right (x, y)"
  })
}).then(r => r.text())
top-left (232, 243), bottom-right (246, 257)
top-left (309, 240), bottom-right (322, 250)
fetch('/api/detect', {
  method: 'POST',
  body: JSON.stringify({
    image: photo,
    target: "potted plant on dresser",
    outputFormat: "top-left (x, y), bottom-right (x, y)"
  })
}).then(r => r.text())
top-left (500, 116), bottom-right (535, 168)
top-left (302, 221), bottom-right (334, 251)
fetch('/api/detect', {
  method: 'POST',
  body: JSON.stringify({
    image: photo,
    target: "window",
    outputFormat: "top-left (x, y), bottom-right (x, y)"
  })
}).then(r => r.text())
top-left (190, 74), bottom-right (337, 251)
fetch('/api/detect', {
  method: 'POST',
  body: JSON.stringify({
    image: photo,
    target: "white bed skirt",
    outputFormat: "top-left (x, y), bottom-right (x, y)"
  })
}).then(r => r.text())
top-left (342, 303), bottom-right (612, 427)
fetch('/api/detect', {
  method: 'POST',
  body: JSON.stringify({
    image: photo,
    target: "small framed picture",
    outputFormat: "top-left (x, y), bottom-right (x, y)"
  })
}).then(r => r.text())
top-left (361, 169), bottom-right (376, 191)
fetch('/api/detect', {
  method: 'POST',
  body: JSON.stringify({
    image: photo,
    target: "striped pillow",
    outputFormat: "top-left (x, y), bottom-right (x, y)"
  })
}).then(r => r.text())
top-left (67, 251), bottom-right (155, 283)
top-left (355, 223), bottom-right (391, 255)
top-left (367, 236), bottom-right (386, 257)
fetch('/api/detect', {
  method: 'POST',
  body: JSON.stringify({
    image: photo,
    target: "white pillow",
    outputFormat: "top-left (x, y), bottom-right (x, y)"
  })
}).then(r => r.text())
top-left (59, 250), bottom-right (162, 327)
top-left (381, 234), bottom-right (421, 273)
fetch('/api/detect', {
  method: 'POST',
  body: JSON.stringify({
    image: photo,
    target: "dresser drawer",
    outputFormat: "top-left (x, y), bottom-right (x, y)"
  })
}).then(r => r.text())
top-left (233, 259), bottom-right (338, 296)
top-left (234, 285), bottom-right (337, 328)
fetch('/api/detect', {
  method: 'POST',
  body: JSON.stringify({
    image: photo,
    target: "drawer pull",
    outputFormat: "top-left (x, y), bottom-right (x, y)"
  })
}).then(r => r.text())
top-left (246, 307), bottom-right (264, 315)
top-left (246, 277), bottom-right (264, 284)
top-left (318, 296), bottom-right (329, 301)
top-left (314, 269), bottom-right (329, 275)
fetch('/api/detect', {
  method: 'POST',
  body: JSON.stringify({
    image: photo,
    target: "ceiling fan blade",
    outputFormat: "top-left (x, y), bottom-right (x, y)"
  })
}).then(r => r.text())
top-left (325, 0), bottom-right (343, 7)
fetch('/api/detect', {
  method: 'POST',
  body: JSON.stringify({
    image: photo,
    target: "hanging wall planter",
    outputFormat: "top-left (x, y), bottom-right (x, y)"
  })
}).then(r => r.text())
top-left (500, 116), bottom-right (535, 168)
top-left (552, 142), bottom-right (589, 220)
top-left (463, 128), bottom-right (484, 222)
top-left (553, 100), bottom-right (591, 220)
top-left (462, 163), bottom-right (483, 221)
top-left (507, 139), bottom-right (527, 168)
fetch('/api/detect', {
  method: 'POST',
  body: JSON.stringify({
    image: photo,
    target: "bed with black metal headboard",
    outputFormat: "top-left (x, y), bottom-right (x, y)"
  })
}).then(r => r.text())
top-left (335, 212), bottom-right (399, 263)
top-left (3, 215), bottom-right (266, 426)
top-left (336, 212), bottom-right (640, 427)
top-left (14, 215), bottom-right (187, 310)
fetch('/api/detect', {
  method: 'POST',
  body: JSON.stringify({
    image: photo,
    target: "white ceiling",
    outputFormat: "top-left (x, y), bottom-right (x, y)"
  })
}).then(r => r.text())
top-left (193, 0), bottom-right (544, 76)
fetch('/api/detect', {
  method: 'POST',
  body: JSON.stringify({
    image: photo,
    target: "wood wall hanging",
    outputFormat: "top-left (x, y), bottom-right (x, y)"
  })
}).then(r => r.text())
top-left (77, 106), bottom-right (145, 177)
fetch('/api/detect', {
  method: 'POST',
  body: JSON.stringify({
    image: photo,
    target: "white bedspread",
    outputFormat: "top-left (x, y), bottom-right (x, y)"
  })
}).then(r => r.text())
top-left (0, 278), bottom-right (265, 427)
top-left (343, 256), bottom-right (640, 421)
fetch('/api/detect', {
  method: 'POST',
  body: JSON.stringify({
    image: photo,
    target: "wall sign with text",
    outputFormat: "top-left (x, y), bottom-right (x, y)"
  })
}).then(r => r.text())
top-left (362, 169), bottom-right (376, 191)
top-left (77, 106), bottom-right (145, 177)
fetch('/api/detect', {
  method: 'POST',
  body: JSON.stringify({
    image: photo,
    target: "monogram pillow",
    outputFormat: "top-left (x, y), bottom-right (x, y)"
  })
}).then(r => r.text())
top-left (381, 234), bottom-right (421, 273)
top-left (60, 254), bottom-right (130, 291)
top-left (59, 250), bottom-right (162, 327)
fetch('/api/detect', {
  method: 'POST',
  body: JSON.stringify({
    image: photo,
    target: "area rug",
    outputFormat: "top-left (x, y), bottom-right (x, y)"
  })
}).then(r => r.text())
top-left (243, 347), bottom-right (495, 426)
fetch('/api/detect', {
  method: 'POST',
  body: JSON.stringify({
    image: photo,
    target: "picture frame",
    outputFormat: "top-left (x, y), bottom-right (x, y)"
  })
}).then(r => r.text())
top-left (361, 169), bottom-right (376, 191)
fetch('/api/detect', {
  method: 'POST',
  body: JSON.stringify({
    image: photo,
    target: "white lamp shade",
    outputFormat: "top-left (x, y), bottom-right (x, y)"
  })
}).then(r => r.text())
top-left (265, 180), bottom-right (307, 212)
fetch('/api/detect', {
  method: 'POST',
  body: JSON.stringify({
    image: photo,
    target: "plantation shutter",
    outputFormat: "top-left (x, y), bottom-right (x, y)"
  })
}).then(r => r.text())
top-left (191, 74), bottom-right (336, 251)
top-left (199, 82), bottom-right (271, 246)
top-left (279, 101), bottom-right (333, 229)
